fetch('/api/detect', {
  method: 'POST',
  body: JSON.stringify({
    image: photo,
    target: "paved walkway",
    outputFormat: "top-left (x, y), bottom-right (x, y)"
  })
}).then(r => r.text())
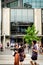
top-left (0, 47), bottom-right (32, 55)
top-left (0, 54), bottom-right (43, 65)
top-left (0, 48), bottom-right (43, 65)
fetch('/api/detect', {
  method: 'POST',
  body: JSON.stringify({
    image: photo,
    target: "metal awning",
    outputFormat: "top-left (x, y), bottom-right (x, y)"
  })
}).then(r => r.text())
top-left (1, 34), bottom-right (43, 37)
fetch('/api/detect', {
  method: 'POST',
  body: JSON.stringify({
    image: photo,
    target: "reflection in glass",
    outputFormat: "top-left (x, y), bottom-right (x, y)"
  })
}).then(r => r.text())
top-left (7, 1), bottom-right (18, 8)
top-left (23, 0), bottom-right (43, 8)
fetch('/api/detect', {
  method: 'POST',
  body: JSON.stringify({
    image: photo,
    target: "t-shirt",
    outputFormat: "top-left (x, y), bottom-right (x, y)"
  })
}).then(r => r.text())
top-left (36, 44), bottom-right (39, 50)
top-left (32, 44), bottom-right (38, 56)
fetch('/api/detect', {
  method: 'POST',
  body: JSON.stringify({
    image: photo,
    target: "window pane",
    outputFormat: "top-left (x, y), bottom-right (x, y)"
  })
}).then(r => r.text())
top-left (17, 9), bottom-right (22, 22)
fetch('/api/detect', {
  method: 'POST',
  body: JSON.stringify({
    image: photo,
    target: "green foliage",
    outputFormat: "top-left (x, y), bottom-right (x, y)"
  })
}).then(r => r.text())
top-left (23, 24), bottom-right (40, 45)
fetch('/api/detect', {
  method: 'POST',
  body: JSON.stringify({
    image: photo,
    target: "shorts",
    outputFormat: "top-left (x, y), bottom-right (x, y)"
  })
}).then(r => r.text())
top-left (20, 57), bottom-right (24, 62)
top-left (31, 55), bottom-right (37, 60)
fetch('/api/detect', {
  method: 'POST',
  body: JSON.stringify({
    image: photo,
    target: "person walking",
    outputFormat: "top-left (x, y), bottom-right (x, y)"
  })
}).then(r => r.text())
top-left (19, 45), bottom-right (25, 65)
top-left (14, 49), bottom-right (19, 65)
top-left (30, 40), bottom-right (39, 65)
top-left (0, 43), bottom-right (3, 51)
top-left (28, 44), bottom-right (30, 53)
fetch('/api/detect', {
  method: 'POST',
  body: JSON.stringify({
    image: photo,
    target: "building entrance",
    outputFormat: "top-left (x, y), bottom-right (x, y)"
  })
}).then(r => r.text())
top-left (10, 37), bottom-right (23, 44)
top-left (16, 38), bottom-right (23, 43)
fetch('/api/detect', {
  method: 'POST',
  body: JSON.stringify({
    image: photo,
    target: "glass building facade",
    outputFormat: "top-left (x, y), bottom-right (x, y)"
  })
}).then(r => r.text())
top-left (2, 0), bottom-right (43, 8)
top-left (1, 0), bottom-right (43, 8)
top-left (10, 9), bottom-right (33, 35)
top-left (7, 1), bottom-right (18, 8)
top-left (11, 9), bottom-right (33, 23)
top-left (23, 0), bottom-right (43, 8)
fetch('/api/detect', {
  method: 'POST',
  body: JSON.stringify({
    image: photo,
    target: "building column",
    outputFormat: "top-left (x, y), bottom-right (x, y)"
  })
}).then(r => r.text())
top-left (18, 0), bottom-right (23, 8)
top-left (34, 9), bottom-right (42, 36)
top-left (0, 0), bottom-right (1, 43)
top-left (2, 8), bottom-right (10, 50)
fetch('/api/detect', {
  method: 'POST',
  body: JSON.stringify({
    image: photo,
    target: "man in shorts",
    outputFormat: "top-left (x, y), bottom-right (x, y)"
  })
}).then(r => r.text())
top-left (30, 40), bottom-right (39, 65)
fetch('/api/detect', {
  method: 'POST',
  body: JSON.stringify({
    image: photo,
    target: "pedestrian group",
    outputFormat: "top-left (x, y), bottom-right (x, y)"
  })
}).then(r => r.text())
top-left (13, 40), bottom-right (43, 65)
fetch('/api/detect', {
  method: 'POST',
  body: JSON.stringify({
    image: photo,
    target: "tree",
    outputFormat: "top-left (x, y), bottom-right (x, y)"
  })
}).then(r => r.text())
top-left (23, 24), bottom-right (40, 45)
